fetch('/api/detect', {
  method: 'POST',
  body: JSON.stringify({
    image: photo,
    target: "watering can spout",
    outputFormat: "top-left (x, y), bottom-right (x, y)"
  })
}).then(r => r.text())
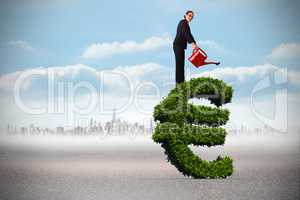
top-left (188, 47), bottom-right (220, 68)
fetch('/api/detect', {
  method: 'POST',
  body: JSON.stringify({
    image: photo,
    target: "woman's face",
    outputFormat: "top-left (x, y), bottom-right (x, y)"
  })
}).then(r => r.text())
top-left (185, 12), bottom-right (194, 22)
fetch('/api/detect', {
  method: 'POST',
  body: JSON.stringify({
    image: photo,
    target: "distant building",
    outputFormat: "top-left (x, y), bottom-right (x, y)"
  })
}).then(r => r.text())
top-left (20, 127), bottom-right (28, 135)
top-left (56, 126), bottom-right (64, 135)
top-left (74, 126), bottom-right (84, 135)
top-left (112, 108), bottom-right (116, 122)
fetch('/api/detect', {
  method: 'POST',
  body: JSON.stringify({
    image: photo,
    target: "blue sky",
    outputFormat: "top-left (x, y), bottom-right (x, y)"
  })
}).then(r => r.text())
top-left (1, 0), bottom-right (299, 71)
top-left (0, 0), bottom-right (299, 131)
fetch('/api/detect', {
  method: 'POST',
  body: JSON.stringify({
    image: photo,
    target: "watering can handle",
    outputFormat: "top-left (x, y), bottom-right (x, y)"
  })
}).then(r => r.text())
top-left (192, 47), bottom-right (200, 53)
top-left (193, 47), bottom-right (207, 57)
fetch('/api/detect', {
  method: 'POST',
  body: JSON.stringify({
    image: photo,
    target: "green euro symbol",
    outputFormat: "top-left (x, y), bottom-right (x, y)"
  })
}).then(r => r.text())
top-left (152, 77), bottom-right (234, 178)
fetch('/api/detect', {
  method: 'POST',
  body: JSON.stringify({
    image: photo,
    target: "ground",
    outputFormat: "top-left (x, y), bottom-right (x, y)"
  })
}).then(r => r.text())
top-left (0, 134), bottom-right (299, 200)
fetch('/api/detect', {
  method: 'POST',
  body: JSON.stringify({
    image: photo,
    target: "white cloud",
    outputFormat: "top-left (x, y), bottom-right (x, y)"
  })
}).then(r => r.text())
top-left (0, 64), bottom-right (92, 91)
top-left (2, 63), bottom-right (299, 95)
top-left (1, 62), bottom-right (300, 129)
top-left (2, 62), bottom-right (299, 96)
top-left (0, 63), bottom-right (170, 92)
top-left (0, 69), bottom-right (34, 91)
top-left (0, 71), bottom-right (23, 91)
top-left (0, 63), bottom-right (170, 127)
top-left (190, 63), bottom-right (281, 82)
top-left (268, 42), bottom-right (300, 59)
top-left (80, 35), bottom-right (172, 59)
top-left (198, 40), bottom-right (224, 52)
top-left (7, 40), bottom-right (34, 51)
top-left (288, 71), bottom-right (300, 86)
top-left (190, 64), bottom-right (300, 88)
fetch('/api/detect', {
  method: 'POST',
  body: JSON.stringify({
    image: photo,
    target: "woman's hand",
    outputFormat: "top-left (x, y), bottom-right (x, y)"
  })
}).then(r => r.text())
top-left (191, 42), bottom-right (198, 50)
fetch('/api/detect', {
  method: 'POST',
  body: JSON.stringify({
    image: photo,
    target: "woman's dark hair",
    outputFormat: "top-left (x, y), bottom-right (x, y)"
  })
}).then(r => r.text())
top-left (183, 10), bottom-right (194, 19)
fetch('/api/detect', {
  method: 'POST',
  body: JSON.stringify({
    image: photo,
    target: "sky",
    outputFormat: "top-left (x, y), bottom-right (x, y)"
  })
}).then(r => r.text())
top-left (0, 0), bottom-right (299, 132)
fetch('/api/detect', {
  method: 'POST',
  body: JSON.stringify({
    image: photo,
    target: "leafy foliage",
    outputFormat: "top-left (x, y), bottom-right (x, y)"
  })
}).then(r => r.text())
top-left (152, 77), bottom-right (234, 178)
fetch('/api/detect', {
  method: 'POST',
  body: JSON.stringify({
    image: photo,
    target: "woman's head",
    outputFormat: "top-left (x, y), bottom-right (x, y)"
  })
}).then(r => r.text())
top-left (184, 10), bottom-right (194, 22)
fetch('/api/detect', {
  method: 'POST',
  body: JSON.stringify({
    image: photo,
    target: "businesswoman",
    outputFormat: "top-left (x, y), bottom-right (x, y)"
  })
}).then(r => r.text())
top-left (173, 10), bottom-right (198, 85)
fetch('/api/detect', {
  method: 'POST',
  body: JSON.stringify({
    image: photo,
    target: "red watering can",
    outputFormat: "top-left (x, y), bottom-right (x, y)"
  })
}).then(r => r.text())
top-left (188, 47), bottom-right (220, 68)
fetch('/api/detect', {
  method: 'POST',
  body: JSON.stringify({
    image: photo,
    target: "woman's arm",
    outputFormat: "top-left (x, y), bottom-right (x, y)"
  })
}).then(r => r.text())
top-left (182, 21), bottom-right (198, 49)
top-left (182, 21), bottom-right (195, 43)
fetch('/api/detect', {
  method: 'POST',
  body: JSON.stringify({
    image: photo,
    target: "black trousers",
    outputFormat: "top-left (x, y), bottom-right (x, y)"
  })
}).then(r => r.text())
top-left (173, 44), bottom-right (185, 85)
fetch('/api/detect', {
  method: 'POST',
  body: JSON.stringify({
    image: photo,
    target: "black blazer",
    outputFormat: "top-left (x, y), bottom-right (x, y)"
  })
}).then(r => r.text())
top-left (173, 19), bottom-right (196, 49)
